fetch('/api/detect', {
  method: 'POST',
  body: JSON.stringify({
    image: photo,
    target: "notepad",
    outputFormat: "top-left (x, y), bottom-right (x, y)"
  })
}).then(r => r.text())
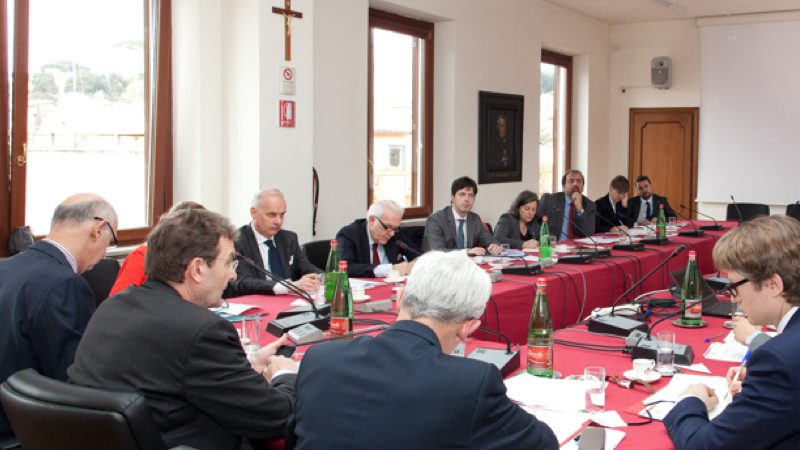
top-left (638, 374), bottom-right (732, 421)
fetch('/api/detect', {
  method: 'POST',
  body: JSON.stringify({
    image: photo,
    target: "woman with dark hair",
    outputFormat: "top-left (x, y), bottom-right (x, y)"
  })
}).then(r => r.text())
top-left (494, 190), bottom-right (540, 249)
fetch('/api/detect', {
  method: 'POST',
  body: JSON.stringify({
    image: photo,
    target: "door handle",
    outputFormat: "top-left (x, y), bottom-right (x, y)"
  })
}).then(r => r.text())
top-left (15, 142), bottom-right (27, 167)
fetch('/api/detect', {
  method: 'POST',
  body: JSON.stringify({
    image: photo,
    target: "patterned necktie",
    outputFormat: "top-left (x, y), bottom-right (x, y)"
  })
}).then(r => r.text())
top-left (457, 219), bottom-right (466, 249)
top-left (372, 243), bottom-right (381, 264)
top-left (568, 202), bottom-right (576, 239)
top-left (265, 240), bottom-right (285, 279)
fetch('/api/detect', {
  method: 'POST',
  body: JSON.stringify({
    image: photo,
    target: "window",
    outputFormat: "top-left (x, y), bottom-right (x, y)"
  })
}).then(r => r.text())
top-left (539, 49), bottom-right (571, 194)
top-left (368, 9), bottom-right (433, 219)
top-left (1, 0), bottom-right (171, 253)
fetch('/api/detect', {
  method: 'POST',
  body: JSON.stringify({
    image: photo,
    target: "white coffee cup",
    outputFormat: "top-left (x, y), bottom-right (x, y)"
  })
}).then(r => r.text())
top-left (632, 358), bottom-right (656, 377)
top-left (388, 269), bottom-right (401, 280)
top-left (352, 287), bottom-right (365, 298)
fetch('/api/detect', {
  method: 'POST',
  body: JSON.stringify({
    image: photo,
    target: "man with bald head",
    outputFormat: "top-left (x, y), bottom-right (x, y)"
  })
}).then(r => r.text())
top-left (0, 193), bottom-right (117, 440)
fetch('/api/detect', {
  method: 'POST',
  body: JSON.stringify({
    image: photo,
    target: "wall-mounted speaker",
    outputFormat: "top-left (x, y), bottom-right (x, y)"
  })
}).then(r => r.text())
top-left (651, 56), bottom-right (672, 89)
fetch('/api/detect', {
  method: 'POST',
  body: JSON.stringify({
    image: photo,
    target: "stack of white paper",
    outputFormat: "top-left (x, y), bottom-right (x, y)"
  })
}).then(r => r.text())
top-left (639, 373), bottom-right (732, 421)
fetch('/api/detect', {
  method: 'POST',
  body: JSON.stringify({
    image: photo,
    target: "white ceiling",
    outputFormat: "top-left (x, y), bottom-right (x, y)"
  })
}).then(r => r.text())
top-left (542, 0), bottom-right (800, 24)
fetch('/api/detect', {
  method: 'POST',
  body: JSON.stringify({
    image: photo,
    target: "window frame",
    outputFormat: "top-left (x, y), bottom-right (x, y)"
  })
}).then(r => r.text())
top-left (0, 0), bottom-right (172, 254)
top-left (368, 8), bottom-right (433, 219)
top-left (540, 49), bottom-right (572, 193)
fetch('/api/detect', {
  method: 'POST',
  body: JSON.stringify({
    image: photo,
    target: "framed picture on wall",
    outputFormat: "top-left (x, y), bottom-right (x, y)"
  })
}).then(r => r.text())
top-left (478, 91), bottom-right (524, 184)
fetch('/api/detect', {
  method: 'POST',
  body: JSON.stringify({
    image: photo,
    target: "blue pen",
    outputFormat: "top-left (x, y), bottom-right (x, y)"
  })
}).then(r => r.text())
top-left (704, 332), bottom-right (726, 342)
top-left (726, 349), bottom-right (751, 400)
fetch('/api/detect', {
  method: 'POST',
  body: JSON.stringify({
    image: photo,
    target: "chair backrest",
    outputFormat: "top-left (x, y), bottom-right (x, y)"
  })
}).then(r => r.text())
top-left (786, 203), bottom-right (800, 221)
top-left (397, 225), bottom-right (425, 251)
top-left (81, 257), bottom-right (120, 303)
top-left (725, 203), bottom-right (770, 222)
top-left (0, 369), bottom-right (167, 450)
top-left (301, 240), bottom-right (330, 271)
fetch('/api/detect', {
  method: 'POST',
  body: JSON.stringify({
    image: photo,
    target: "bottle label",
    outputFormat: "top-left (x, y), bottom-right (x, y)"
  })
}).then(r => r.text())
top-left (330, 317), bottom-right (349, 336)
top-left (684, 299), bottom-right (702, 319)
top-left (527, 345), bottom-right (552, 368)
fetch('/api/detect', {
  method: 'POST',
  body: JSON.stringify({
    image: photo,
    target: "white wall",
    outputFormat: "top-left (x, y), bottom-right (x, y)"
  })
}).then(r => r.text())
top-left (173, 0), bottom-right (612, 243)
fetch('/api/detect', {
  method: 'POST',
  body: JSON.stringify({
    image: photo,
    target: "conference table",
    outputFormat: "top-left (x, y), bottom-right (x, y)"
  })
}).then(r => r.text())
top-left (231, 287), bottom-right (738, 450)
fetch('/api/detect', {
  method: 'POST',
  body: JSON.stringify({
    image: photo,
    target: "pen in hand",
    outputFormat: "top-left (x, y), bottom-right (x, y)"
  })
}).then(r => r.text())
top-left (725, 349), bottom-right (751, 400)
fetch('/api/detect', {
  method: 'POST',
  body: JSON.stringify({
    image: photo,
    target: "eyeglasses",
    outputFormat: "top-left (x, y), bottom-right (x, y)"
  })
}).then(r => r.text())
top-left (725, 278), bottom-right (750, 298)
top-left (229, 259), bottom-right (239, 273)
top-left (94, 217), bottom-right (118, 248)
top-left (375, 216), bottom-right (400, 233)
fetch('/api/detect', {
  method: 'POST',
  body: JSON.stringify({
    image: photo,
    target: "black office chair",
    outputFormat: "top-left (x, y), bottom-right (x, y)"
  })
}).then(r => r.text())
top-left (301, 240), bottom-right (331, 271)
top-left (725, 203), bottom-right (770, 222)
top-left (81, 257), bottom-right (120, 303)
top-left (786, 203), bottom-right (800, 221)
top-left (0, 369), bottom-right (168, 450)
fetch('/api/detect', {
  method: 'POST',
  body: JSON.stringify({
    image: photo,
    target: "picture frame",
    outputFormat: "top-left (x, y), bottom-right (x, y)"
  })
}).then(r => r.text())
top-left (478, 91), bottom-right (524, 184)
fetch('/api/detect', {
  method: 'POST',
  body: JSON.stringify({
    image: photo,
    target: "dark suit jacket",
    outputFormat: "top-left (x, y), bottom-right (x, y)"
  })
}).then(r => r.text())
top-left (537, 192), bottom-right (596, 238)
top-left (68, 279), bottom-right (296, 450)
top-left (594, 194), bottom-right (633, 232)
top-left (664, 311), bottom-right (800, 450)
top-left (627, 194), bottom-right (676, 224)
top-left (493, 212), bottom-right (539, 248)
top-left (335, 219), bottom-right (420, 277)
top-left (423, 206), bottom-right (498, 251)
top-left (227, 224), bottom-right (322, 296)
top-left (0, 241), bottom-right (96, 439)
top-left (286, 320), bottom-right (558, 450)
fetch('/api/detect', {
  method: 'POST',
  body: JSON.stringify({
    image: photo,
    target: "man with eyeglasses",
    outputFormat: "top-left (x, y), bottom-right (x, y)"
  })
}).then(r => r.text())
top-left (336, 199), bottom-right (421, 277)
top-left (229, 188), bottom-right (322, 296)
top-left (68, 208), bottom-right (297, 449)
top-left (0, 193), bottom-right (117, 441)
top-left (664, 215), bottom-right (800, 449)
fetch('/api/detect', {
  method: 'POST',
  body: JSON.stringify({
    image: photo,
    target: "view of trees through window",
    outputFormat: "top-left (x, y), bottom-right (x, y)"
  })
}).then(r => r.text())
top-left (539, 50), bottom-right (571, 194)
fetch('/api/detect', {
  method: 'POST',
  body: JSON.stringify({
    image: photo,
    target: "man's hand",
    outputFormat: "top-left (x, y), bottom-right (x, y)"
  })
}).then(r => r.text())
top-left (468, 246), bottom-right (486, 256)
top-left (571, 191), bottom-right (583, 212)
top-left (263, 356), bottom-right (298, 382)
top-left (249, 334), bottom-right (289, 371)
top-left (392, 261), bottom-right (413, 276)
top-left (681, 383), bottom-right (719, 411)
top-left (295, 273), bottom-right (320, 292)
top-left (611, 225), bottom-right (629, 232)
top-left (620, 193), bottom-right (629, 208)
top-left (726, 366), bottom-right (747, 397)
top-left (732, 315), bottom-right (758, 345)
top-left (486, 243), bottom-right (503, 255)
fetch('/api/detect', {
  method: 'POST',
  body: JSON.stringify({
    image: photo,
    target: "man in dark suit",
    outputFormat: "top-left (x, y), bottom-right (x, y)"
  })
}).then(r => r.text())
top-left (627, 175), bottom-right (677, 225)
top-left (68, 208), bottom-right (297, 450)
top-left (664, 215), bottom-right (800, 449)
top-left (336, 199), bottom-right (420, 278)
top-left (595, 175), bottom-right (634, 233)
top-left (538, 169), bottom-right (596, 240)
top-left (424, 176), bottom-right (501, 255)
top-left (0, 193), bottom-right (118, 440)
top-left (286, 250), bottom-right (558, 450)
top-left (231, 188), bottom-right (322, 296)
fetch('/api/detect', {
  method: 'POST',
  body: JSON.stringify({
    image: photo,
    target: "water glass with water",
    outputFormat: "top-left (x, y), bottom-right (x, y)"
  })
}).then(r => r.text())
top-left (584, 366), bottom-right (606, 413)
top-left (548, 236), bottom-right (559, 264)
top-left (238, 315), bottom-right (261, 358)
top-left (656, 330), bottom-right (675, 375)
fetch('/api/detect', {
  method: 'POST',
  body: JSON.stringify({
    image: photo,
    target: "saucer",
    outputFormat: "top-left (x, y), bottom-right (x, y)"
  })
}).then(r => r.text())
top-left (671, 318), bottom-right (708, 328)
top-left (352, 294), bottom-right (371, 303)
top-left (384, 277), bottom-right (406, 284)
top-left (624, 369), bottom-right (662, 383)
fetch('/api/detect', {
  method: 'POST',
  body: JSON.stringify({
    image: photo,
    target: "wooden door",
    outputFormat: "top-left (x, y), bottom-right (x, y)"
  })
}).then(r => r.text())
top-left (629, 108), bottom-right (699, 218)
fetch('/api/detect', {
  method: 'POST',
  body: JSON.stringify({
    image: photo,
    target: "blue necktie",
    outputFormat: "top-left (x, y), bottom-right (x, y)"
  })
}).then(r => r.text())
top-left (457, 219), bottom-right (466, 249)
top-left (265, 240), bottom-right (285, 279)
top-left (646, 201), bottom-right (652, 219)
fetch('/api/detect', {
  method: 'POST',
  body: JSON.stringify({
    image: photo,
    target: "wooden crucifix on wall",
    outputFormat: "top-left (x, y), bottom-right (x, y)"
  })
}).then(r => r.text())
top-left (272, 0), bottom-right (303, 61)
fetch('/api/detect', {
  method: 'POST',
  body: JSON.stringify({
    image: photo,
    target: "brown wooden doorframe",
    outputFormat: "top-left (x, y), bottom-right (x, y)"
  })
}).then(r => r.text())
top-left (629, 107), bottom-right (699, 219)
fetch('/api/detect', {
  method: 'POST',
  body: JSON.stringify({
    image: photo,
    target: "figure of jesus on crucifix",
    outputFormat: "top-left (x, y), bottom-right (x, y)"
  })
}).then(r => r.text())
top-left (272, 0), bottom-right (303, 61)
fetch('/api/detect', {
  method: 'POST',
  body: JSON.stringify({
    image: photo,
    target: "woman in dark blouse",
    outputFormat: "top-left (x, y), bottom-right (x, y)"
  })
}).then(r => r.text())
top-left (494, 190), bottom-right (540, 249)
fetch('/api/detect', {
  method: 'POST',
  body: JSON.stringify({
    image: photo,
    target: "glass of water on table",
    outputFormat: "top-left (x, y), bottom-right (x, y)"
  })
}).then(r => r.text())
top-left (656, 330), bottom-right (676, 375)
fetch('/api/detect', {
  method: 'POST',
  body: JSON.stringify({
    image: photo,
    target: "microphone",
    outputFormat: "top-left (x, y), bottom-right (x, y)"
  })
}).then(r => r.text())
top-left (397, 240), bottom-right (423, 258)
top-left (679, 203), bottom-right (724, 231)
top-left (675, 208), bottom-right (705, 237)
top-left (627, 289), bottom-right (724, 365)
top-left (236, 254), bottom-right (331, 337)
top-left (587, 244), bottom-right (687, 337)
top-left (731, 195), bottom-right (744, 222)
top-left (468, 327), bottom-right (521, 377)
top-left (500, 254), bottom-right (543, 276)
top-left (589, 209), bottom-right (644, 252)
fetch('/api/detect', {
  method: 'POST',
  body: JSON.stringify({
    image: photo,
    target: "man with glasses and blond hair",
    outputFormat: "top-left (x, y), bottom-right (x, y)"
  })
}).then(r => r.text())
top-left (287, 251), bottom-right (557, 449)
top-left (664, 215), bottom-right (800, 449)
top-left (68, 208), bottom-right (297, 449)
top-left (0, 193), bottom-right (118, 441)
top-left (335, 199), bottom-right (420, 277)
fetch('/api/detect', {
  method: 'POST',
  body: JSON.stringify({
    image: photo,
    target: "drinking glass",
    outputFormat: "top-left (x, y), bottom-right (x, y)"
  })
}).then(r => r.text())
top-left (238, 315), bottom-right (261, 358)
top-left (656, 330), bottom-right (676, 375)
top-left (548, 236), bottom-right (559, 264)
top-left (584, 366), bottom-right (606, 413)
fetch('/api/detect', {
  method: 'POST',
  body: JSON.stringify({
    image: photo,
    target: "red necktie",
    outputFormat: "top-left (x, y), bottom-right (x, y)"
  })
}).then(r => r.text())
top-left (372, 243), bottom-right (381, 264)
